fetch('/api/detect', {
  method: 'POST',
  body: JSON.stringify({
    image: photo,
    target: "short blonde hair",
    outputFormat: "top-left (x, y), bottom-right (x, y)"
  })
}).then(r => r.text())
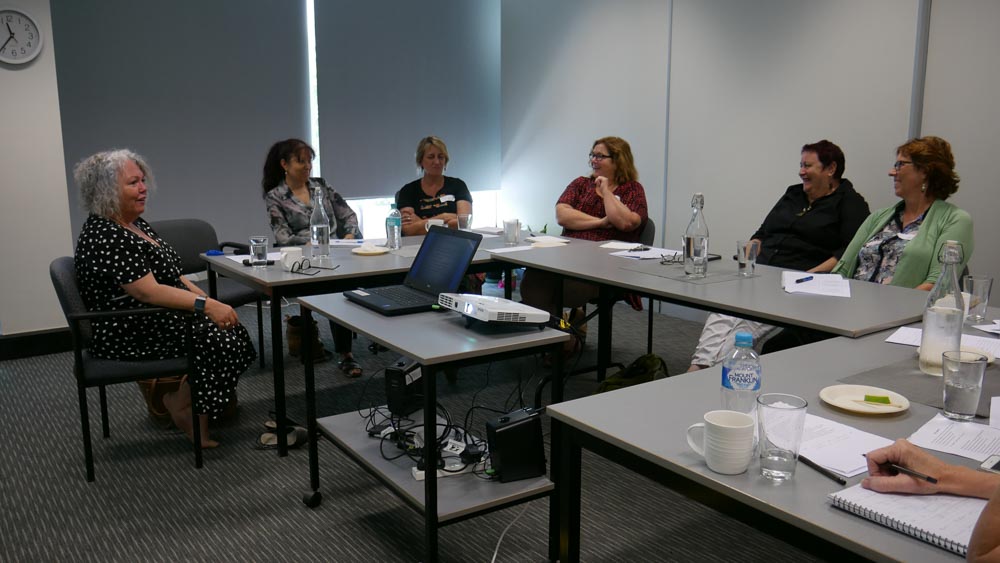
top-left (415, 136), bottom-right (449, 171)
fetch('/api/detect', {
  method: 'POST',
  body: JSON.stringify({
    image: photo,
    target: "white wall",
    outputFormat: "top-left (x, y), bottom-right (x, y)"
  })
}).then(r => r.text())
top-left (0, 0), bottom-right (71, 335)
top-left (922, 0), bottom-right (1000, 291)
top-left (501, 0), bottom-right (671, 239)
top-left (665, 0), bottom-right (918, 259)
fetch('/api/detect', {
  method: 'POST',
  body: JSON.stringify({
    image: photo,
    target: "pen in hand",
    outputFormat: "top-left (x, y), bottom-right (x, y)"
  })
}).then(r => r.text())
top-left (795, 275), bottom-right (814, 284)
top-left (861, 453), bottom-right (939, 484)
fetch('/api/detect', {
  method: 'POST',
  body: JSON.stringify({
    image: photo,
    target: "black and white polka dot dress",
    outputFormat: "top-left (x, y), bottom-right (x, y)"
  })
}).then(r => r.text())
top-left (74, 215), bottom-right (256, 418)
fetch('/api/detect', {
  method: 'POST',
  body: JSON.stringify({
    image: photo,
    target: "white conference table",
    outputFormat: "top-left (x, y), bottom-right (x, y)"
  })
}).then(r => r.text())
top-left (548, 318), bottom-right (998, 562)
top-left (202, 231), bottom-right (515, 454)
top-left (491, 239), bottom-right (928, 376)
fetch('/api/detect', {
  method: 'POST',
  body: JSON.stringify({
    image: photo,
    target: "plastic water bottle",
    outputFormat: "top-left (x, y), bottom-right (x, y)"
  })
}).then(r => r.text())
top-left (310, 185), bottom-right (331, 258)
top-left (919, 240), bottom-right (965, 375)
top-left (721, 332), bottom-right (761, 414)
top-left (385, 203), bottom-right (402, 250)
top-left (683, 193), bottom-right (709, 278)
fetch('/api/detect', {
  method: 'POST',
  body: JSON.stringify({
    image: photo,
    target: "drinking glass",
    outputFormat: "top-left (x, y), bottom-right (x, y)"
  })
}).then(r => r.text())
top-left (757, 393), bottom-right (807, 481)
top-left (457, 213), bottom-right (472, 230)
top-left (503, 219), bottom-right (521, 246)
top-left (942, 350), bottom-right (987, 420)
top-left (963, 276), bottom-right (992, 324)
top-left (249, 235), bottom-right (269, 266)
top-left (736, 240), bottom-right (760, 277)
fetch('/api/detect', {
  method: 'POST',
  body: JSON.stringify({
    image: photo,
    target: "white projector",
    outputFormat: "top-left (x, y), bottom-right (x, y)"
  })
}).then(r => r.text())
top-left (438, 293), bottom-right (550, 325)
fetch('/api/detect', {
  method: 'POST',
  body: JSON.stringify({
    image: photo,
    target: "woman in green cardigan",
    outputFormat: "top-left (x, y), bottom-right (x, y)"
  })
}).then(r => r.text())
top-left (833, 136), bottom-right (973, 289)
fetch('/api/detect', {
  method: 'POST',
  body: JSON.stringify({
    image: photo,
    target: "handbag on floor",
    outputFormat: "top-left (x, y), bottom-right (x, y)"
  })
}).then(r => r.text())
top-left (137, 375), bottom-right (187, 427)
top-left (595, 353), bottom-right (669, 394)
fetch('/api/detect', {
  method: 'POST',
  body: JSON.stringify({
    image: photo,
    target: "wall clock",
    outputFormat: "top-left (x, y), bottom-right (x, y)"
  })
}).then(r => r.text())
top-left (0, 8), bottom-right (43, 65)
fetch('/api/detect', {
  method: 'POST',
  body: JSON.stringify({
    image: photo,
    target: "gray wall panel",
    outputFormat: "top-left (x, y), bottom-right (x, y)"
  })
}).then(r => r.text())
top-left (52, 0), bottom-right (309, 245)
top-left (314, 0), bottom-right (500, 199)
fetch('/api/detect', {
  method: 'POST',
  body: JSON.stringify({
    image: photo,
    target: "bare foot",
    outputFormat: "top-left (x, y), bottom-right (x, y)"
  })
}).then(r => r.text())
top-left (163, 392), bottom-right (218, 448)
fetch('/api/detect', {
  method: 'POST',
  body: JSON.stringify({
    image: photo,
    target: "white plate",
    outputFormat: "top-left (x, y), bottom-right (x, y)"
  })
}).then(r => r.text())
top-left (531, 241), bottom-right (568, 248)
top-left (819, 384), bottom-right (910, 415)
top-left (351, 246), bottom-right (390, 256)
top-left (915, 346), bottom-right (995, 364)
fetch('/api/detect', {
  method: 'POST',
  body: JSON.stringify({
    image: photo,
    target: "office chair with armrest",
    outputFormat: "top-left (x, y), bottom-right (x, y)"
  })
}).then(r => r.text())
top-left (49, 256), bottom-right (203, 482)
top-left (150, 219), bottom-right (266, 367)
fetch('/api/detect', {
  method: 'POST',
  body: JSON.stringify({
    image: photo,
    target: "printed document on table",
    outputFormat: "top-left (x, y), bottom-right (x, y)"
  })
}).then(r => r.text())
top-left (524, 235), bottom-right (570, 244)
top-left (487, 246), bottom-right (534, 254)
top-left (600, 241), bottom-right (636, 250)
top-left (886, 327), bottom-right (1000, 357)
top-left (799, 414), bottom-right (893, 477)
top-left (780, 272), bottom-right (851, 297)
top-left (908, 413), bottom-right (1000, 462)
top-left (610, 246), bottom-right (678, 260)
top-left (992, 397), bottom-right (1000, 429)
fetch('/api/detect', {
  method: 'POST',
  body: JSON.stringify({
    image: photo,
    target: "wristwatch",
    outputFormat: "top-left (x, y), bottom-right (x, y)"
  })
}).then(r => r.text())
top-left (194, 295), bottom-right (207, 313)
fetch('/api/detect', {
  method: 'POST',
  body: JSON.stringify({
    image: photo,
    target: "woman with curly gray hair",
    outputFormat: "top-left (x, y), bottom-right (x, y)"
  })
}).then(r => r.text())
top-left (74, 149), bottom-right (256, 448)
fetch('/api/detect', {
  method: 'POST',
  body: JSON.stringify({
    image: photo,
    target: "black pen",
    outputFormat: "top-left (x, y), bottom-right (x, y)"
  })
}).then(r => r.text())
top-left (799, 454), bottom-right (847, 485)
top-left (861, 454), bottom-right (939, 484)
top-left (795, 275), bottom-right (814, 284)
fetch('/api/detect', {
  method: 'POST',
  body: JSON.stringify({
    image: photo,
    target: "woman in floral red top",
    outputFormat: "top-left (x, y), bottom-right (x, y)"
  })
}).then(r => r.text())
top-left (521, 136), bottom-right (648, 323)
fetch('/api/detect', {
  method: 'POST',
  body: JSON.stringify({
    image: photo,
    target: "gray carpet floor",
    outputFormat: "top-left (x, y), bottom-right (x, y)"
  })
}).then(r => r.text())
top-left (0, 293), bottom-right (829, 562)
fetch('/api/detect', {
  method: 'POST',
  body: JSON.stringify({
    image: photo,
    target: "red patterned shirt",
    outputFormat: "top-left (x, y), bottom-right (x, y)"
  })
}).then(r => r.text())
top-left (556, 176), bottom-right (648, 242)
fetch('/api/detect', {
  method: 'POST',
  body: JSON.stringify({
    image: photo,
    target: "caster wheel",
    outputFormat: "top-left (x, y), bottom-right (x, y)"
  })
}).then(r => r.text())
top-left (303, 490), bottom-right (323, 508)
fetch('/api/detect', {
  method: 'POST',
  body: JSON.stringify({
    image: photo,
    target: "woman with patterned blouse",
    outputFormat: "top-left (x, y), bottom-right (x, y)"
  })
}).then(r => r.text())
top-left (261, 138), bottom-right (364, 377)
top-left (832, 136), bottom-right (973, 289)
top-left (74, 149), bottom-right (255, 448)
top-left (520, 136), bottom-right (648, 321)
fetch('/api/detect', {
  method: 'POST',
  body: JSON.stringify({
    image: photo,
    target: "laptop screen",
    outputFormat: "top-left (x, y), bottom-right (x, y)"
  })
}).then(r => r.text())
top-left (404, 226), bottom-right (482, 294)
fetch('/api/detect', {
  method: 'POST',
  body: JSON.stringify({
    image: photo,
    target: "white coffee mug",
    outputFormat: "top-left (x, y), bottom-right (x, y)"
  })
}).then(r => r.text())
top-left (280, 247), bottom-right (304, 271)
top-left (425, 219), bottom-right (445, 231)
top-left (686, 410), bottom-right (755, 475)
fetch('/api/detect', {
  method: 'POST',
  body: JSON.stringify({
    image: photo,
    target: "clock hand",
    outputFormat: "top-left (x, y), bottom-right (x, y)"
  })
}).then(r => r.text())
top-left (5, 22), bottom-right (12, 35)
top-left (0, 35), bottom-right (10, 52)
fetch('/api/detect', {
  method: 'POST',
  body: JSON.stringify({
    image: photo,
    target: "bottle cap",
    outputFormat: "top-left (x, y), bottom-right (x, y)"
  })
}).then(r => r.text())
top-left (734, 332), bottom-right (753, 347)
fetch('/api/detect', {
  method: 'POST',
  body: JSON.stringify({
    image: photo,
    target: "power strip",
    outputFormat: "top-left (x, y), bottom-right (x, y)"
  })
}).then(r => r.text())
top-left (411, 462), bottom-right (478, 481)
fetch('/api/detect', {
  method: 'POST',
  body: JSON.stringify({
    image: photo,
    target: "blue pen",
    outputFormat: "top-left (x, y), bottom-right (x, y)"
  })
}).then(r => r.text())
top-left (795, 276), bottom-right (814, 284)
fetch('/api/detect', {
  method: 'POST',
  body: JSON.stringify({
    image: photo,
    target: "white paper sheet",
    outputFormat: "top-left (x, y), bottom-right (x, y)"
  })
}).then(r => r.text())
top-left (973, 322), bottom-right (1000, 335)
top-left (609, 246), bottom-right (678, 260)
top-left (799, 414), bottom-right (893, 477)
top-left (486, 246), bottom-right (534, 254)
top-left (329, 239), bottom-right (365, 247)
top-left (599, 241), bottom-right (636, 250)
top-left (524, 235), bottom-right (570, 244)
top-left (908, 413), bottom-right (1000, 462)
top-left (780, 272), bottom-right (851, 298)
top-left (885, 327), bottom-right (1000, 358)
top-left (992, 398), bottom-right (1000, 429)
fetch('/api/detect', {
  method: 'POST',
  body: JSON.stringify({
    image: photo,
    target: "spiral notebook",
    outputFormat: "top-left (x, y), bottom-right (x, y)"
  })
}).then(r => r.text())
top-left (829, 484), bottom-right (987, 557)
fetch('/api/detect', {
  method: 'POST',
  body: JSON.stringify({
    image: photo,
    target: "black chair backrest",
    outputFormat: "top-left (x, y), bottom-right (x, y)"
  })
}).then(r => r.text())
top-left (49, 256), bottom-right (92, 346)
top-left (149, 219), bottom-right (220, 275)
top-left (639, 218), bottom-right (656, 246)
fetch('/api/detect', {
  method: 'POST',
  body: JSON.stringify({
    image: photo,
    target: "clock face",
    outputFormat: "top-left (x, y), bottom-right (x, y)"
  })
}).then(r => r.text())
top-left (0, 9), bottom-right (43, 65)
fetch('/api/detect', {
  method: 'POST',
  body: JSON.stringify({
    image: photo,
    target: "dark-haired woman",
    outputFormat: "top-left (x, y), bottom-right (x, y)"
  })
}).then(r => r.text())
top-left (832, 136), bottom-right (973, 288)
top-left (689, 140), bottom-right (870, 371)
top-left (262, 138), bottom-right (364, 377)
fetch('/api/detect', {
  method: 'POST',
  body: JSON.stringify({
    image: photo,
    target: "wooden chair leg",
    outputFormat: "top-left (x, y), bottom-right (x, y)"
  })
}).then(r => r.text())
top-left (79, 386), bottom-right (95, 482)
top-left (99, 385), bottom-right (110, 438)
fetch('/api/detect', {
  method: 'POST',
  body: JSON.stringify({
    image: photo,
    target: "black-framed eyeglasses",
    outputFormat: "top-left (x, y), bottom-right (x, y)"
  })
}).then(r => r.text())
top-left (289, 258), bottom-right (341, 276)
top-left (588, 152), bottom-right (612, 161)
top-left (660, 253), bottom-right (684, 265)
top-left (892, 160), bottom-right (913, 171)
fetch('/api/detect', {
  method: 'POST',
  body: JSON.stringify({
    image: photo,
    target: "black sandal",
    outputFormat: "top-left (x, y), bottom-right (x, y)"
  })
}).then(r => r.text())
top-left (338, 357), bottom-right (363, 378)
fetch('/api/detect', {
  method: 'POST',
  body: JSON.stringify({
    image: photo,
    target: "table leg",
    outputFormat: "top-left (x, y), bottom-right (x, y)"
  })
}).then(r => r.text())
top-left (273, 291), bottom-right (288, 456)
top-left (423, 363), bottom-right (439, 562)
top-left (504, 267), bottom-right (513, 300)
top-left (548, 342), bottom-right (566, 561)
top-left (556, 424), bottom-right (582, 563)
top-left (301, 306), bottom-right (322, 507)
top-left (207, 264), bottom-right (218, 298)
top-left (596, 285), bottom-right (613, 381)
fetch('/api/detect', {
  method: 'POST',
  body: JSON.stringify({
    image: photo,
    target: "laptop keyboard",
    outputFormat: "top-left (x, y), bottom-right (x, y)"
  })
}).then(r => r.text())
top-left (371, 285), bottom-right (433, 305)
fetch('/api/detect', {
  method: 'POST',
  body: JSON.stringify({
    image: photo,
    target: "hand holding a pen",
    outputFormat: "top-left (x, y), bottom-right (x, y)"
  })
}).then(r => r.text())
top-left (862, 439), bottom-right (947, 494)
